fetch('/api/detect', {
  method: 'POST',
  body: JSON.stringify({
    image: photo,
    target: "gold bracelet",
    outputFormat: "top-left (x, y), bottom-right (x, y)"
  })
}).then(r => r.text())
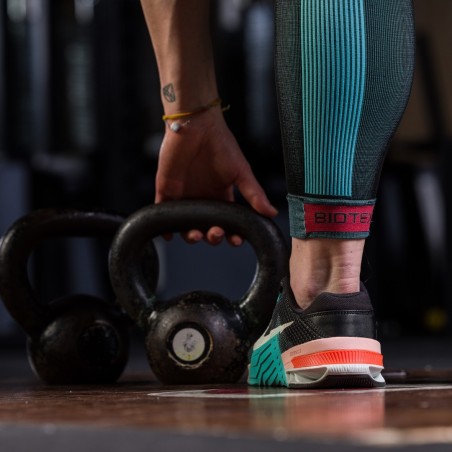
top-left (162, 97), bottom-right (230, 133)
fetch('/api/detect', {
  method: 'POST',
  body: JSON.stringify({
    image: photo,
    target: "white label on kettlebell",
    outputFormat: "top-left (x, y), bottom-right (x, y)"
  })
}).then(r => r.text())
top-left (172, 328), bottom-right (206, 362)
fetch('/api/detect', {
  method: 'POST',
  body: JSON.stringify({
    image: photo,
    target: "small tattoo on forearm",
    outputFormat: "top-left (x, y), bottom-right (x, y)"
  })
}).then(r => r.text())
top-left (162, 83), bottom-right (176, 102)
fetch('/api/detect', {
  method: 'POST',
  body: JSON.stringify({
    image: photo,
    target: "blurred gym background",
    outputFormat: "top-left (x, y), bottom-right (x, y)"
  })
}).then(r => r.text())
top-left (0, 0), bottom-right (451, 352)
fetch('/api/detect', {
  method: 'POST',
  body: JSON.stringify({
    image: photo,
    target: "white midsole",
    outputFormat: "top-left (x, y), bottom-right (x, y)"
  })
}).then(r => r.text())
top-left (286, 364), bottom-right (385, 386)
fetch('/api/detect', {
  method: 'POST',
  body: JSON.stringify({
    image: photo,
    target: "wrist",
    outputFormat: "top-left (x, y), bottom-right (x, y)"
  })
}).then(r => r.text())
top-left (159, 76), bottom-right (218, 114)
top-left (162, 96), bottom-right (229, 133)
top-left (161, 93), bottom-right (220, 115)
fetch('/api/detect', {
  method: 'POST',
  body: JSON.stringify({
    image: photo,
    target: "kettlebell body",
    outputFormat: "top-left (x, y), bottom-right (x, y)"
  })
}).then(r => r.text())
top-left (110, 201), bottom-right (288, 384)
top-left (0, 209), bottom-right (159, 384)
top-left (28, 294), bottom-right (129, 384)
top-left (147, 291), bottom-right (251, 384)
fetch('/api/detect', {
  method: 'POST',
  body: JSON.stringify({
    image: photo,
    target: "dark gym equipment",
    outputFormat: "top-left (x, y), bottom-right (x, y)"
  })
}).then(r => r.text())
top-left (0, 208), bottom-right (158, 384)
top-left (109, 200), bottom-right (288, 385)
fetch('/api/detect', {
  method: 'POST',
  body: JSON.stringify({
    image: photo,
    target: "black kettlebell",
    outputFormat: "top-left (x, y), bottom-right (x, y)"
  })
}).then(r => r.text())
top-left (109, 200), bottom-right (288, 384)
top-left (0, 208), bottom-right (159, 384)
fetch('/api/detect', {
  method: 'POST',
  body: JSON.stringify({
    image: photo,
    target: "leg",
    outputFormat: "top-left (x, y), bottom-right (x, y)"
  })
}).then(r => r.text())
top-left (248, 0), bottom-right (415, 388)
top-left (290, 238), bottom-right (364, 309)
top-left (278, 0), bottom-right (415, 307)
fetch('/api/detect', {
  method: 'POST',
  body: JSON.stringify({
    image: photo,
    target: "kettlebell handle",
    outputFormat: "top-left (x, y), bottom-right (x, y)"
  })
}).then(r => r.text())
top-left (109, 201), bottom-right (288, 333)
top-left (0, 209), bottom-right (151, 339)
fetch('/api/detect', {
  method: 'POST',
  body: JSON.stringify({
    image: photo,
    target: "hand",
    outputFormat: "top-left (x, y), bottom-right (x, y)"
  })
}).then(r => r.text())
top-left (155, 108), bottom-right (278, 245)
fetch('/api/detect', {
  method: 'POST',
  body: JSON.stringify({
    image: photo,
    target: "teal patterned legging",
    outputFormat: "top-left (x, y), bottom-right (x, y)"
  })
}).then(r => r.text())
top-left (275, 0), bottom-right (415, 238)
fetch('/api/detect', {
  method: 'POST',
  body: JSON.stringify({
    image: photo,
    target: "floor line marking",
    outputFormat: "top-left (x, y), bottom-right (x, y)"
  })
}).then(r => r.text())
top-left (147, 384), bottom-right (452, 399)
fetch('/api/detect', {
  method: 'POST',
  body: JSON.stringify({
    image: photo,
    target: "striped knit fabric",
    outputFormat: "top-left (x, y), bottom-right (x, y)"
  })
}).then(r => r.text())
top-left (275, 0), bottom-right (415, 238)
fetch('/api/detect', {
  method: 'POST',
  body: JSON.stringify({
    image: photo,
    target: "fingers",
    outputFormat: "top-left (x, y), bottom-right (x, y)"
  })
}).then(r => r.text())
top-left (205, 228), bottom-right (242, 247)
top-left (180, 227), bottom-right (243, 247)
top-left (156, 191), bottom-right (243, 246)
top-left (184, 229), bottom-right (203, 244)
top-left (235, 166), bottom-right (278, 218)
top-left (227, 234), bottom-right (243, 247)
top-left (206, 227), bottom-right (224, 245)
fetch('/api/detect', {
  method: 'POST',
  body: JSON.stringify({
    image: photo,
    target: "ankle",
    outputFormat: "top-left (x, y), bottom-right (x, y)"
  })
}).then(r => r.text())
top-left (289, 238), bottom-right (364, 309)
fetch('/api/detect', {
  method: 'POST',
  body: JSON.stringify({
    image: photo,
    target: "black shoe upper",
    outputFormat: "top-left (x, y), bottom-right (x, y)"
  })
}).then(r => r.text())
top-left (268, 278), bottom-right (377, 354)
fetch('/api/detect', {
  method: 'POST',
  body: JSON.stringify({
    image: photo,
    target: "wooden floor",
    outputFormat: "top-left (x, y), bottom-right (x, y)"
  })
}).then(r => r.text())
top-left (1, 376), bottom-right (452, 450)
top-left (2, 341), bottom-right (452, 451)
top-left (4, 378), bottom-right (452, 449)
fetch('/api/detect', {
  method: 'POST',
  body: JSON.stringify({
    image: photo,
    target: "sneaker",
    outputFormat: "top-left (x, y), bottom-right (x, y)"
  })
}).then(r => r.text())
top-left (248, 277), bottom-right (385, 389)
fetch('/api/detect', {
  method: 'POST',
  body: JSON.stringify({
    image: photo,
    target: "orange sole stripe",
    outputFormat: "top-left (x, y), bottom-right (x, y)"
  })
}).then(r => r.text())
top-left (291, 350), bottom-right (383, 368)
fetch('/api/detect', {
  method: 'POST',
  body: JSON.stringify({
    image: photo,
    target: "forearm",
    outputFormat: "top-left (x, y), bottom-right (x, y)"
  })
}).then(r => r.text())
top-left (140, 0), bottom-right (218, 114)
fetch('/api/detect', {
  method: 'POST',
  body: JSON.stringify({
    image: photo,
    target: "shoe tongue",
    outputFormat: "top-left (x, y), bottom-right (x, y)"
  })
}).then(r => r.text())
top-left (303, 288), bottom-right (373, 314)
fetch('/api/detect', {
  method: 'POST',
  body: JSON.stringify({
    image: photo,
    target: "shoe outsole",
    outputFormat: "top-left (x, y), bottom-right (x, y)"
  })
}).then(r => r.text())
top-left (249, 369), bottom-right (385, 389)
top-left (288, 374), bottom-right (386, 389)
top-left (286, 364), bottom-right (385, 389)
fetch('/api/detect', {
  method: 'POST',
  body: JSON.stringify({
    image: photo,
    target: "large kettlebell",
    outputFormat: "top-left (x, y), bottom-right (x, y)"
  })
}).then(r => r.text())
top-left (0, 209), bottom-right (159, 384)
top-left (109, 200), bottom-right (288, 384)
